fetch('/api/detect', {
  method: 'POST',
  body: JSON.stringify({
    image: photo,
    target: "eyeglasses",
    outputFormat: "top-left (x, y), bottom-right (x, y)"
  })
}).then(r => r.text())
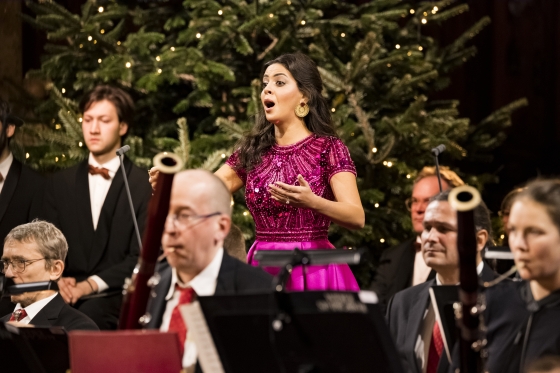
top-left (167, 211), bottom-right (222, 231)
top-left (0, 258), bottom-right (47, 274)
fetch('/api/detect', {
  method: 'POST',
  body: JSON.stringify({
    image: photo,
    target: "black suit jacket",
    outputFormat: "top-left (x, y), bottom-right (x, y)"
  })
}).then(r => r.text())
top-left (387, 264), bottom-right (496, 373)
top-left (145, 252), bottom-right (273, 330)
top-left (371, 238), bottom-right (436, 310)
top-left (0, 158), bottom-right (45, 249)
top-left (1, 293), bottom-right (98, 331)
top-left (41, 157), bottom-right (152, 289)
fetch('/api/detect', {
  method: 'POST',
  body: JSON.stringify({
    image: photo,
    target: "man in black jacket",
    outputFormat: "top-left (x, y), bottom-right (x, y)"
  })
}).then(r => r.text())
top-left (1, 221), bottom-right (98, 331)
top-left (0, 99), bottom-right (46, 316)
top-left (42, 86), bottom-right (152, 329)
top-left (371, 167), bottom-right (464, 309)
top-left (145, 169), bottom-right (273, 370)
top-left (386, 190), bottom-right (495, 373)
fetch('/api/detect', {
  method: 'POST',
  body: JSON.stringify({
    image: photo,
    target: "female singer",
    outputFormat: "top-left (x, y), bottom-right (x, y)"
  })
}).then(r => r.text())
top-left (150, 53), bottom-right (364, 291)
top-left (482, 179), bottom-right (560, 373)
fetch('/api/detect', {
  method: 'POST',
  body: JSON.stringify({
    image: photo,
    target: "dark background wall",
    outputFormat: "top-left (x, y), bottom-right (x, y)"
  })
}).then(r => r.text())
top-left (2, 0), bottom-right (560, 211)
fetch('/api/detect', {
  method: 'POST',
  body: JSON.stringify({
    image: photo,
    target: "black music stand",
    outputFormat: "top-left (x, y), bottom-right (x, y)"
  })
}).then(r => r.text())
top-left (195, 291), bottom-right (404, 373)
top-left (0, 322), bottom-right (69, 373)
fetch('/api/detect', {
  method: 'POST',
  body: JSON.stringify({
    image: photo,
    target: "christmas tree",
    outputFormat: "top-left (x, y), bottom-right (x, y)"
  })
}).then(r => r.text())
top-left (21, 0), bottom-right (527, 285)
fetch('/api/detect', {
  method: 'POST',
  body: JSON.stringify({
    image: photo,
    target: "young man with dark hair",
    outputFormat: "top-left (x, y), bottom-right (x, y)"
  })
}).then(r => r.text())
top-left (0, 99), bottom-right (46, 316)
top-left (42, 85), bottom-right (152, 329)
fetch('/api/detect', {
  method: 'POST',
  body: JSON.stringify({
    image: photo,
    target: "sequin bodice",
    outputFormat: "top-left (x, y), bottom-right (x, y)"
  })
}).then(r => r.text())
top-left (226, 135), bottom-right (356, 242)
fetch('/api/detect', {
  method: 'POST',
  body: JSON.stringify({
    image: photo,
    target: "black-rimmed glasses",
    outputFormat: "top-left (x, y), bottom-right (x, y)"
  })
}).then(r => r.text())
top-left (0, 258), bottom-right (47, 274)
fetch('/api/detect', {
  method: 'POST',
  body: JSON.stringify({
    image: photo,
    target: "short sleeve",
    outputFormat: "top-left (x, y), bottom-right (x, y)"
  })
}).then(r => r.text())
top-left (225, 149), bottom-right (247, 184)
top-left (326, 138), bottom-right (356, 181)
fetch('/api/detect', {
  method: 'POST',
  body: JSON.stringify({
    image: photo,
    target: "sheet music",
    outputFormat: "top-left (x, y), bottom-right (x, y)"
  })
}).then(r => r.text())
top-left (179, 302), bottom-right (225, 373)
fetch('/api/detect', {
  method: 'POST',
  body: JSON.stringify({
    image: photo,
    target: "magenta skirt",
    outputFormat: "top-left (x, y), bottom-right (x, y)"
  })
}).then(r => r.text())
top-left (247, 239), bottom-right (360, 292)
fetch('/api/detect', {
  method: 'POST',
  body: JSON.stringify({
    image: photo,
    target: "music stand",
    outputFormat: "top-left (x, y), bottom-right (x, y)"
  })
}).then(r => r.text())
top-left (190, 291), bottom-right (404, 373)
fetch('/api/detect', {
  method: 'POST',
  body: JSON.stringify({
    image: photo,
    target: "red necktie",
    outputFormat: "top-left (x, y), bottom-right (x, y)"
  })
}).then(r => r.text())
top-left (167, 286), bottom-right (196, 356)
top-left (9, 309), bottom-right (28, 322)
top-left (427, 321), bottom-right (444, 373)
top-left (88, 165), bottom-right (110, 180)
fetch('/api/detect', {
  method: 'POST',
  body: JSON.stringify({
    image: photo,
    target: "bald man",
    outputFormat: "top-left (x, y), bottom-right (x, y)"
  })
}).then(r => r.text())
top-left (145, 170), bottom-right (272, 369)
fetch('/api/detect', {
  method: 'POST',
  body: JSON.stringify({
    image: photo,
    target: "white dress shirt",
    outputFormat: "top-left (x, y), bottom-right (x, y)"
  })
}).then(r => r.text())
top-left (414, 261), bottom-right (485, 372)
top-left (0, 152), bottom-right (13, 194)
top-left (87, 153), bottom-right (121, 293)
top-left (11, 292), bottom-right (58, 324)
top-left (160, 248), bottom-right (224, 369)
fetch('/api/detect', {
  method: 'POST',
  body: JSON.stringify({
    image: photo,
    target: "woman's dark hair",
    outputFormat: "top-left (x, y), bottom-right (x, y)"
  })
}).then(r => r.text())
top-left (514, 179), bottom-right (560, 233)
top-left (234, 53), bottom-right (337, 171)
top-left (79, 85), bottom-right (134, 139)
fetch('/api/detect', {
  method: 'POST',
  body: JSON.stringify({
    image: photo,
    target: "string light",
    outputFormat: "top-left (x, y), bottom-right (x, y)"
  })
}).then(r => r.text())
top-left (383, 161), bottom-right (388, 166)
top-left (26, 153), bottom-right (29, 159)
top-left (395, 44), bottom-right (401, 49)
top-left (79, 117), bottom-right (82, 122)
top-left (55, 157), bottom-right (59, 162)
top-left (88, 36), bottom-right (92, 41)
top-left (170, 46), bottom-right (175, 51)
top-left (433, 6), bottom-right (439, 11)
top-left (287, 0), bottom-right (291, 4)
top-left (218, 9), bottom-right (223, 15)
top-left (157, 68), bottom-right (162, 74)
top-left (156, 56), bottom-right (161, 61)
top-left (409, 9), bottom-right (415, 14)
top-left (418, 46), bottom-right (423, 51)
top-left (387, 161), bottom-right (393, 167)
top-left (500, 234), bottom-right (505, 239)
top-left (117, 41), bottom-right (121, 45)
top-left (269, 13), bottom-right (274, 18)
top-left (125, 62), bottom-right (131, 68)
top-left (431, 9), bottom-right (437, 14)
top-left (196, 33), bottom-right (201, 38)
top-left (98, 6), bottom-right (104, 13)
top-left (406, 174), bottom-right (411, 179)
top-left (340, 33), bottom-right (345, 37)
top-left (331, 108), bottom-right (336, 112)
top-left (380, 238), bottom-right (385, 243)
top-left (407, 51), bottom-right (412, 56)
top-left (100, 29), bottom-right (105, 34)
top-left (421, 18), bottom-right (427, 24)
top-left (243, 211), bottom-right (249, 216)
top-left (98, 58), bottom-right (102, 63)
top-left (372, 147), bottom-right (377, 153)
top-left (79, 142), bottom-right (83, 147)
top-left (61, 88), bottom-right (66, 94)
top-left (375, 203), bottom-right (379, 208)
top-left (55, 124), bottom-right (61, 130)
top-left (387, 63), bottom-right (391, 67)
top-left (221, 153), bottom-right (226, 158)
top-left (79, 44), bottom-right (83, 48)
top-left (93, 40), bottom-right (97, 44)
top-left (300, 20), bottom-right (306, 25)
top-left (423, 11), bottom-right (428, 16)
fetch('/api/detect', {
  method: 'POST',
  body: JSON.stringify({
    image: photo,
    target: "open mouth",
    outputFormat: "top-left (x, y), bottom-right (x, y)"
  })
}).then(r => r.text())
top-left (264, 100), bottom-right (275, 108)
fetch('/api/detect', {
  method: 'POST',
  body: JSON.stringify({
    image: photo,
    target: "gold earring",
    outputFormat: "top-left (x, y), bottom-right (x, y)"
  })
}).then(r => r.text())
top-left (295, 103), bottom-right (309, 118)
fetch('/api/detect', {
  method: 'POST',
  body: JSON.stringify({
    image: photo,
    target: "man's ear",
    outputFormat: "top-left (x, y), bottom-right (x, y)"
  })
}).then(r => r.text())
top-left (49, 260), bottom-right (65, 281)
top-left (118, 122), bottom-right (129, 137)
top-left (6, 124), bottom-right (15, 139)
top-left (216, 216), bottom-right (231, 243)
top-left (475, 229), bottom-right (489, 253)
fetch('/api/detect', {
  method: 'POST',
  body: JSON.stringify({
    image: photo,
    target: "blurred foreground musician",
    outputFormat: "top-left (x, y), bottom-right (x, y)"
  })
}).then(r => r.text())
top-left (474, 180), bottom-right (560, 373)
top-left (0, 221), bottom-right (98, 331)
top-left (145, 170), bottom-right (272, 370)
top-left (387, 190), bottom-right (495, 373)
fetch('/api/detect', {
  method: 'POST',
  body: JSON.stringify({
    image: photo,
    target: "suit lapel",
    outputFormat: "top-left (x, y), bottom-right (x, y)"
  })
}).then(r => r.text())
top-left (215, 253), bottom-right (236, 295)
top-left (75, 160), bottom-right (95, 256)
top-left (88, 157), bottom-right (131, 269)
top-left (29, 293), bottom-right (64, 327)
top-left (406, 280), bottom-right (434, 373)
top-left (0, 159), bottom-right (21, 224)
top-left (480, 262), bottom-right (497, 283)
top-left (147, 264), bottom-right (172, 330)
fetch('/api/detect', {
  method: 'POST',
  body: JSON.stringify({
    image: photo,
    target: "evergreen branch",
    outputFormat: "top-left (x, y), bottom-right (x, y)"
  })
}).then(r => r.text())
top-left (373, 134), bottom-right (395, 165)
top-left (429, 3), bottom-right (469, 23)
top-left (174, 117), bottom-right (191, 167)
top-left (257, 30), bottom-right (278, 60)
top-left (104, 19), bottom-right (126, 41)
top-left (200, 149), bottom-right (229, 172)
top-left (444, 16), bottom-right (490, 54)
top-left (478, 98), bottom-right (528, 127)
top-left (348, 92), bottom-right (375, 161)
top-left (57, 109), bottom-right (83, 141)
top-left (317, 66), bottom-right (346, 92)
top-left (215, 117), bottom-right (244, 139)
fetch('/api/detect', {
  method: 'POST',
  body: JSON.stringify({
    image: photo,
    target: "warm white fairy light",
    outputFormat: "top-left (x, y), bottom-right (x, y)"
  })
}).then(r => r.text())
top-left (423, 11), bottom-right (428, 16)
top-left (98, 58), bottom-right (102, 63)
top-left (79, 117), bottom-right (82, 122)
top-left (98, 6), bottom-right (104, 13)
top-left (79, 142), bottom-right (83, 147)
top-left (340, 33), bottom-right (346, 37)
top-left (243, 211), bottom-right (249, 216)
top-left (301, 20), bottom-right (306, 25)
top-left (410, 9), bottom-right (415, 14)
top-left (395, 44), bottom-right (401, 49)
top-left (380, 238), bottom-right (385, 243)
top-left (407, 51), bottom-right (412, 56)
top-left (331, 108), bottom-right (336, 112)
top-left (383, 161), bottom-right (388, 166)
top-left (88, 36), bottom-right (93, 41)
top-left (387, 161), bottom-right (393, 167)
top-left (26, 153), bottom-right (29, 159)
top-left (387, 63), bottom-right (391, 67)
top-left (375, 203), bottom-right (379, 208)
top-left (100, 29), bottom-right (105, 34)
top-left (55, 124), bottom-right (62, 130)
top-left (269, 13), bottom-right (274, 18)
top-left (406, 174), bottom-right (411, 179)
top-left (218, 9), bottom-right (223, 15)
top-left (55, 157), bottom-right (59, 162)
top-left (125, 62), bottom-right (131, 68)
top-left (421, 18), bottom-right (427, 24)
top-left (117, 41), bottom-right (121, 45)
top-left (170, 46), bottom-right (175, 51)
top-left (79, 44), bottom-right (83, 48)
top-left (287, 0), bottom-right (291, 4)
top-left (93, 40), bottom-right (97, 44)
top-left (372, 147), bottom-right (377, 153)
top-left (418, 46), bottom-right (423, 51)
top-left (156, 56), bottom-right (161, 61)
top-left (157, 68), bottom-right (162, 74)
top-left (196, 33), bottom-right (201, 38)
top-left (221, 153), bottom-right (226, 158)
top-left (61, 88), bottom-right (66, 94)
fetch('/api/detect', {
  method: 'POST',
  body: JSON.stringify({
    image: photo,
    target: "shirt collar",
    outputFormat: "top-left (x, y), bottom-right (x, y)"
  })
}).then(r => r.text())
top-left (88, 153), bottom-right (121, 175)
top-left (436, 261), bottom-right (485, 286)
top-left (14, 292), bottom-right (58, 321)
top-left (165, 248), bottom-right (224, 300)
top-left (0, 152), bottom-right (13, 179)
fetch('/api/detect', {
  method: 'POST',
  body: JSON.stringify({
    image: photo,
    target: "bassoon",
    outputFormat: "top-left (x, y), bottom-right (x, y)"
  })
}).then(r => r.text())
top-left (449, 185), bottom-right (486, 373)
top-left (118, 152), bottom-right (183, 330)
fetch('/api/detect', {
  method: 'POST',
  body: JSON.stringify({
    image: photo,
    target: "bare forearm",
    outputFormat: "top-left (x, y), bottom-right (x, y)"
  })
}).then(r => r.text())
top-left (311, 195), bottom-right (365, 230)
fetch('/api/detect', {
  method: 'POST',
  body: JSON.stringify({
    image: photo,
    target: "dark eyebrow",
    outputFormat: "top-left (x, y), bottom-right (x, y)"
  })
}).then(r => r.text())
top-left (263, 73), bottom-right (288, 78)
top-left (423, 220), bottom-right (456, 230)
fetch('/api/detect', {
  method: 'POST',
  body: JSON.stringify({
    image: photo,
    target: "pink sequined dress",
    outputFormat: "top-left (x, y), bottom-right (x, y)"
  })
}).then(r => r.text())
top-left (226, 134), bottom-right (360, 291)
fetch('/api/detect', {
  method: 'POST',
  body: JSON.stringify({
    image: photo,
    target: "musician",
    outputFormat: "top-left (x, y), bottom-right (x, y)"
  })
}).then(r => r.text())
top-left (387, 190), bottom-right (495, 373)
top-left (479, 179), bottom-right (560, 373)
top-left (41, 85), bottom-right (152, 329)
top-left (145, 169), bottom-right (273, 370)
top-left (0, 99), bottom-right (46, 316)
top-left (371, 166), bottom-right (464, 308)
top-left (0, 221), bottom-right (98, 331)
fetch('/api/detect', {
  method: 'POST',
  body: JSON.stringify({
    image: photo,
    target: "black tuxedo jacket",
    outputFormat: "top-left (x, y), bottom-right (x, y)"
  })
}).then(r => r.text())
top-left (387, 264), bottom-right (496, 373)
top-left (1, 293), bottom-right (98, 331)
top-left (0, 158), bottom-right (45, 249)
top-left (41, 157), bottom-right (152, 289)
top-left (145, 252), bottom-right (273, 330)
top-left (371, 238), bottom-right (436, 310)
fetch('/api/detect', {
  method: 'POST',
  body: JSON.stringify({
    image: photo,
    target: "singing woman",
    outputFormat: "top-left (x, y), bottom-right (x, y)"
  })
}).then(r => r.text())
top-left (150, 53), bottom-right (364, 291)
